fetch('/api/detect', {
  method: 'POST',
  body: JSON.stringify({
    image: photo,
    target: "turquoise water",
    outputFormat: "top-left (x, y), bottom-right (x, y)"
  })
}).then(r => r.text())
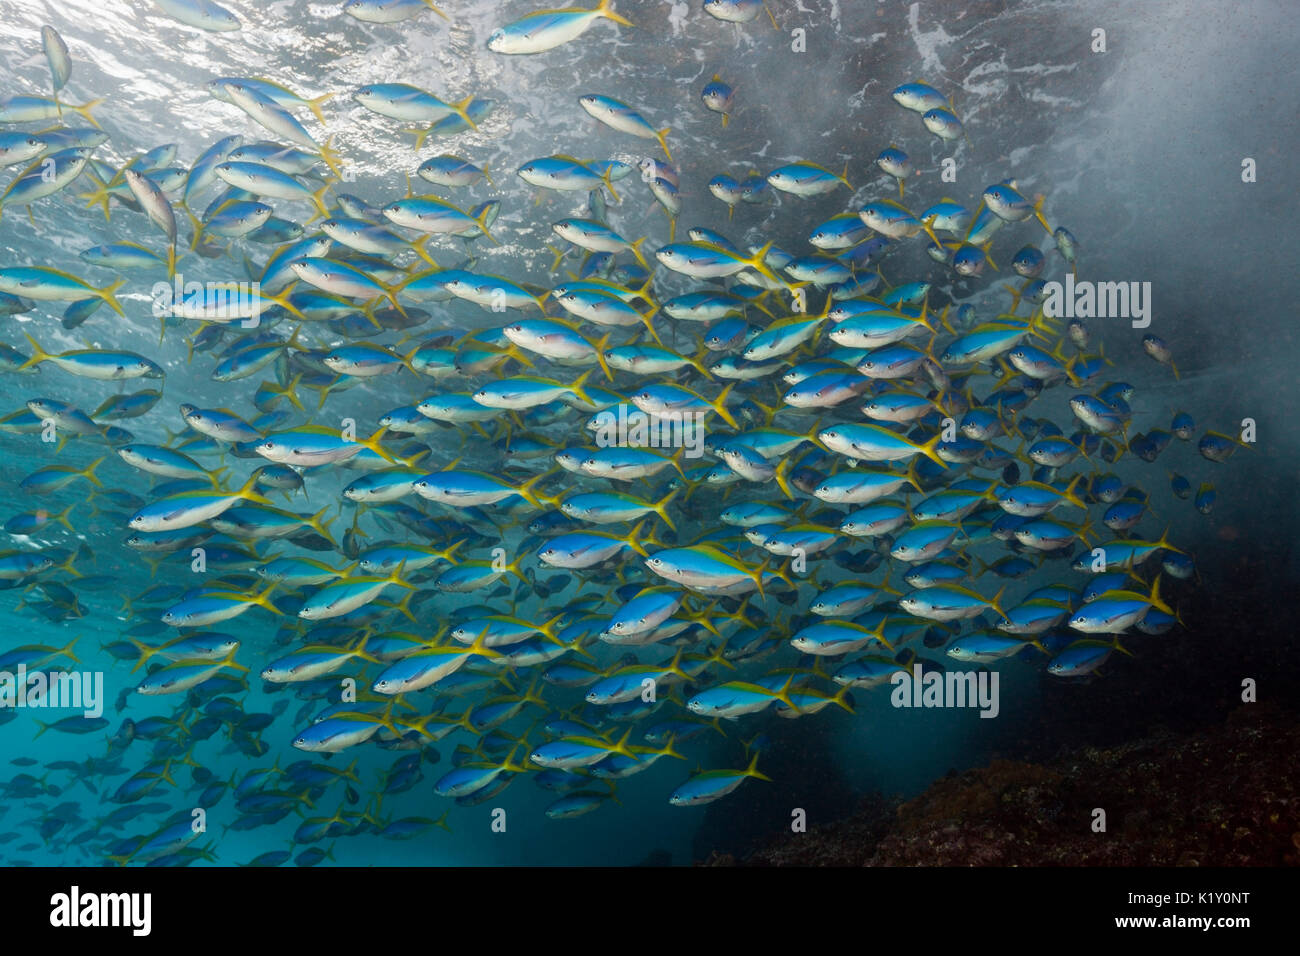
top-left (0, 0), bottom-right (1295, 866)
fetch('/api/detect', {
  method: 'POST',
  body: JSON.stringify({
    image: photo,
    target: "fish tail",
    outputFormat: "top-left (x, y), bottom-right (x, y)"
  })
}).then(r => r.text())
top-left (538, 610), bottom-right (569, 644)
top-left (637, 307), bottom-right (662, 345)
top-left (712, 381), bottom-right (739, 428)
top-left (1148, 574), bottom-right (1172, 616)
top-left (474, 203), bottom-right (500, 245)
top-left (357, 425), bottom-right (397, 463)
top-left (981, 241), bottom-right (997, 271)
top-left (743, 241), bottom-right (785, 288)
top-left (409, 233), bottom-right (439, 269)
top-left (745, 751), bottom-right (772, 781)
top-left (688, 607), bottom-right (722, 638)
top-left (479, 159), bottom-right (493, 188)
top-left (282, 373), bottom-right (308, 413)
top-left (18, 332), bottom-right (50, 371)
top-left (592, 331), bottom-right (614, 382)
top-left (749, 557), bottom-right (769, 600)
top-left (82, 456), bottom-right (107, 488)
top-left (656, 127), bottom-right (672, 161)
top-left (517, 471), bottom-right (555, 509)
top-left (77, 166), bottom-right (113, 222)
top-left (989, 584), bottom-right (1009, 621)
top-left (183, 205), bottom-right (206, 251)
top-left (307, 506), bottom-right (337, 544)
top-left (467, 626), bottom-right (502, 660)
top-left (249, 582), bottom-right (282, 617)
top-left (668, 445), bottom-right (687, 479)
top-left (690, 347), bottom-right (715, 380)
top-left (598, 0), bottom-right (634, 27)
top-left (550, 241), bottom-right (572, 272)
top-left (390, 588), bottom-right (417, 624)
top-left (868, 615), bottom-right (895, 652)
top-left (215, 646), bottom-right (248, 674)
top-left (73, 97), bottom-right (104, 129)
top-left (451, 95), bottom-right (478, 131)
top-left (315, 135), bottom-right (345, 183)
top-left (774, 457), bottom-right (795, 500)
top-left (653, 486), bottom-right (679, 533)
top-left (623, 518), bottom-right (651, 558)
top-left (383, 559), bottom-right (412, 592)
top-left (658, 734), bottom-right (686, 761)
top-left (55, 503), bottom-right (77, 533)
top-left (1003, 281), bottom-right (1024, 315)
top-left (58, 636), bottom-right (80, 665)
top-left (305, 181), bottom-right (333, 223)
top-left (127, 637), bottom-right (158, 674)
top-left (234, 472), bottom-right (273, 506)
top-left (567, 367), bottom-right (596, 407)
top-left (284, 324), bottom-right (308, 354)
top-left (919, 431), bottom-right (950, 469)
top-left (587, 160), bottom-right (619, 205)
top-left (606, 725), bottom-right (638, 759)
top-left (1063, 474), bottom-right (1088, 510)
top-left (305, 92), bottom-right (335, 127)
top-left (98, 277), bottom-right (127, 317)
top-left (627, 235), bottom-right (650, 271)
top-left (1032, 194), bottom-right (1053, 235)
top-left (918, 213), bottom-right (945, 254)
top-left (379, 280), bottom-right (407, 318)
top-left (409, 124), bottom-right (432, 154)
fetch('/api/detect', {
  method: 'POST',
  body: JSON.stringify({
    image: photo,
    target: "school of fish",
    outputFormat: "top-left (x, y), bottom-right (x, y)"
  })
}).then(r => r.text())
top-left (0, 0), bottom-right (1243, 866)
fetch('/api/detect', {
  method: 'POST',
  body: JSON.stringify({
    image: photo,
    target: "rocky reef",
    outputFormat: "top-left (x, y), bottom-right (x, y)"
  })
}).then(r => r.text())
top-left (708, 703), bottom-right (1299, 866)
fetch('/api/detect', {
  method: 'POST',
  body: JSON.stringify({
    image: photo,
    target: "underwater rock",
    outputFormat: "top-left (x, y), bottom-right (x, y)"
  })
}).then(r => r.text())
top-left (715, 704), bottom-right (1299, 866)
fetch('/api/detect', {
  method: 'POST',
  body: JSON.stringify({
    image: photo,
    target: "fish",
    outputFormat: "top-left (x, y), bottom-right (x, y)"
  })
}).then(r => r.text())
top-left (668, 753), bottom-right (771, 806)
top-left (0, 8), bottom-right (1230, 870)
top-left (487, 1), bottom-right (633, 55)
top-left (344, 0), bottom-right (448, 24)
top-left (703, 0), bottom-right (778, 27)
top-left (0, 267), bottom-right (125, 315)
top-left (19, 335), bottom-right (163, 380)
top-left (578, 94), bottom-right (671, 159)
top-left (701, 76), bottom-right (734, 127)
top-left (154, 0), bottom-right (242, 31)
